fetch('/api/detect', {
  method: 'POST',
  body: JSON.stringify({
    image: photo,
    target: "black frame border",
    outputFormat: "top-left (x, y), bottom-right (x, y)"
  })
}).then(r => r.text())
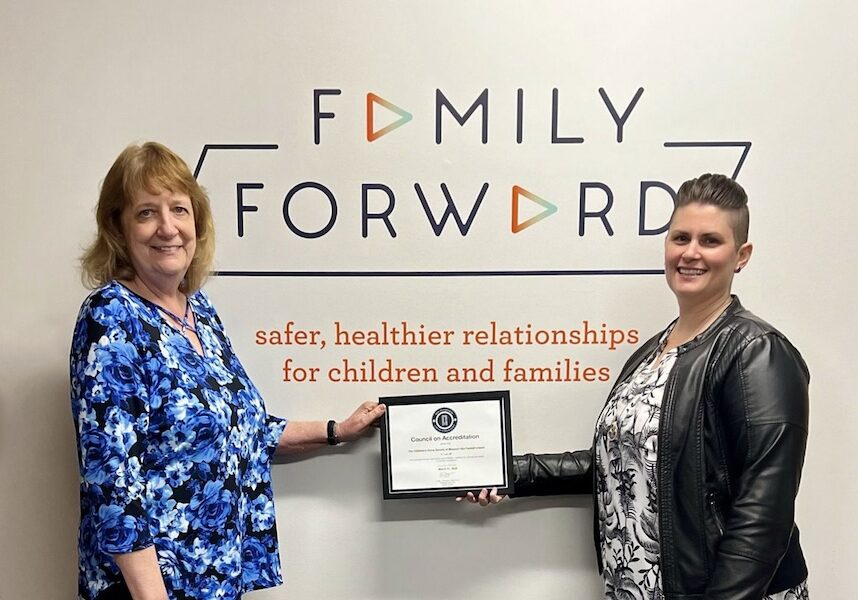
top-left (379, 390), bottom-right (514, 500)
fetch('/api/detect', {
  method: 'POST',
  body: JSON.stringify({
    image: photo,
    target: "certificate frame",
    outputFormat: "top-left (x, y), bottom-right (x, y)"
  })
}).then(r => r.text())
top-left (379, 390), bottom-right (514, 500)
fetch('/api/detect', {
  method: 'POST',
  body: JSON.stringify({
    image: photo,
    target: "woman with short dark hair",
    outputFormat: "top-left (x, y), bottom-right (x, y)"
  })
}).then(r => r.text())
top-left (466, 174), bottom-right (810, 600)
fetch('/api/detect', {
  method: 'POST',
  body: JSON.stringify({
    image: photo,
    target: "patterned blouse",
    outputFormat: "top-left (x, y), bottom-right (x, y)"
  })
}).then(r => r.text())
top-left (70, 281), bottom-right (288, 600)
top-left (594, 328), bottom-right (808, 600)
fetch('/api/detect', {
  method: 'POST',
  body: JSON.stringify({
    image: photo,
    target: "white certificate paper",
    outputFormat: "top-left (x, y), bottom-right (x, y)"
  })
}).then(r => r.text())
top-left (380, 391), bottom-right (513, 499)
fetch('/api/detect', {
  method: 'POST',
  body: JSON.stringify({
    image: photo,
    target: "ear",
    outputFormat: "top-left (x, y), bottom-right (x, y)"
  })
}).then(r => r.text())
top-left (736, 242), bottom-right (753, 270)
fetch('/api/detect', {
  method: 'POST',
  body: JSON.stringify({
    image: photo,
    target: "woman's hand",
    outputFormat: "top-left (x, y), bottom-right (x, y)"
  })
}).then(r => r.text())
top-left (336, 401), bottom-right (386, 443)
top-left (456, 487), bottom-right (506, 506)
top-left (276, 403), bottom-right (385, 455)
top-left (113, 546), bottom-right (169, 600)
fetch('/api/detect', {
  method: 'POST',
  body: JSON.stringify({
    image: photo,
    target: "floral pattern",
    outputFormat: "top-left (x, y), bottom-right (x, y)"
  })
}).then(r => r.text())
top-left (594, 330), bottom-right (807, 600)
top-left (70, 282), bottom-right (288, 599)
top-left (595, 332), bottom-right (674, 600)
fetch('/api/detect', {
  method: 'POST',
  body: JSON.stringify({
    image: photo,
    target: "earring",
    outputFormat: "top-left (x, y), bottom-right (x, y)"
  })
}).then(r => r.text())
top-left (735, 267), bottom-right (742, 273)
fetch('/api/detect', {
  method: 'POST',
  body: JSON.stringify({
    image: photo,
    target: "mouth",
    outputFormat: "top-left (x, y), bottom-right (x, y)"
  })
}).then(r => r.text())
top-left (151, 245), bottom-right (183, 254)
top-left (677, 266), bottom-right (706, 276)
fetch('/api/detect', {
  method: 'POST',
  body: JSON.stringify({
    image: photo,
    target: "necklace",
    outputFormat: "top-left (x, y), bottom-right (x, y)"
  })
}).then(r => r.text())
top-left (121, 280), bottom-right (198, 335)
top-left (672, 297), bottom-right (732, 348)
top-left (658, 297), bottom-right (732, 363)
top-left (157, 300), bottom-right (197, 335)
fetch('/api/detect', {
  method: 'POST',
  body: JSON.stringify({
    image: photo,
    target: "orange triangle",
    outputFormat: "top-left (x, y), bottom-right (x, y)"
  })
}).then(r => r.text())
top-left (511, 185), bottom-right (557, 233)
top-left (367, 93), bottom-right (413, 141)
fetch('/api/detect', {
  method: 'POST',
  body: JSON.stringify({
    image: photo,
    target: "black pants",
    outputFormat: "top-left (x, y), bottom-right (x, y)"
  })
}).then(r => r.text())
top-left (94, 580), bottom-right (131, 600)
top-left (94, 580), bottom-right (244, 600)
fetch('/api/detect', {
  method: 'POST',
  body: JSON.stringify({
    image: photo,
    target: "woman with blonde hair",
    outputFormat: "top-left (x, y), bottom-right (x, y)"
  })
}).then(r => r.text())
top-left (71, 142), bottom-right (384, 600)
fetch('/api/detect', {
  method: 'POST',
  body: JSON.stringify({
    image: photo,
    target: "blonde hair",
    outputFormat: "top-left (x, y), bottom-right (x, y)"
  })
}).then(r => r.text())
top-left (81, 142), bottom-right (215, 293)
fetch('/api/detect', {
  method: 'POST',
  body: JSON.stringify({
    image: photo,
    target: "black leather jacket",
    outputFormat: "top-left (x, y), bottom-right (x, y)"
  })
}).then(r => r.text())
top-left (512, 297), bottom-right (809, 600)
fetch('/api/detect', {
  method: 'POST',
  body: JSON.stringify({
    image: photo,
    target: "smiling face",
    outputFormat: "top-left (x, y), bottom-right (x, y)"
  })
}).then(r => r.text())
top-left (121, 187), bottom-right (197, 291)
top-left (665, 202), bottom-right (753, 307)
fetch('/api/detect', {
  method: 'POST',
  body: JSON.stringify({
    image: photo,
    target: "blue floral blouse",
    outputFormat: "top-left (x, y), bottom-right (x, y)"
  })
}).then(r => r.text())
top-left (70, 281), bottom-right (288, 600)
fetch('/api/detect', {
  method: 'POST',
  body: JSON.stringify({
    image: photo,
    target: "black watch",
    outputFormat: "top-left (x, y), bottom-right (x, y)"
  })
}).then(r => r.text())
top-left (326, 420), bottom-right (340, 445)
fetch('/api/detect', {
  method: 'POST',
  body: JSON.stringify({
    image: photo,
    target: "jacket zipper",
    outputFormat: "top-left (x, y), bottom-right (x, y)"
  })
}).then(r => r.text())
top-left (657, 367), bottom-right (679, 589)
top-left (707, 492), bottom-right (725, 537)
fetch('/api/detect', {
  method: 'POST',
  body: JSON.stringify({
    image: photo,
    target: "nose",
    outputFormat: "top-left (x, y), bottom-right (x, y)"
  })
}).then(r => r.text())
top-left (155, 209), bottom-right (179, 237)
top-left (681, 240), bottom-right (701, 261)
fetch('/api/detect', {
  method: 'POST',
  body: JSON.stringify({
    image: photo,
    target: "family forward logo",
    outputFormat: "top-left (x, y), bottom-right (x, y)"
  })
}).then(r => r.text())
top-left (192, 86), bottom-right (752, 276)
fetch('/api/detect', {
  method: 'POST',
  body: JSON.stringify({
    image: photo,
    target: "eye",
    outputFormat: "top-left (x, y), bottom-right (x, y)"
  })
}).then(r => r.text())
top-left (702, 236), bottom-right (723, 246)
top-left (137, 208), bottom-right (154, 218)
top-left (671, 233), bottom-right (689, 243)
top-left (173, 205), bottom-right (190, 215)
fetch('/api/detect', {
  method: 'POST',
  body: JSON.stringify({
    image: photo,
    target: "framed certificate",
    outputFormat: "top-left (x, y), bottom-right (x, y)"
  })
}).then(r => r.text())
top-left (379, 390), bottom-right (514, 499)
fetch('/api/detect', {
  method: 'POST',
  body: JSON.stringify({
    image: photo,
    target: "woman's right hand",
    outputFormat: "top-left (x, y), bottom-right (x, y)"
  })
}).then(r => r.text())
top-left (337, 400), bottom-right (386, 442)
top-left (113, 546), bottom-right (169, 600)
top-left (456, 487), bottom-right (505, 506)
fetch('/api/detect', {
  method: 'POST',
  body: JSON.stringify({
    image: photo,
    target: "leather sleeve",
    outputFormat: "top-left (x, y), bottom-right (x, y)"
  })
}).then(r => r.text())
top-left (510, 450), bottom-right (593, 497)
top-left (705, 333), bottom-right (809, 600)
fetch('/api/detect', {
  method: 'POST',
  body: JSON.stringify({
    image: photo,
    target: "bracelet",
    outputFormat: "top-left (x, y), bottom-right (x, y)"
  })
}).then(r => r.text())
top-left (326, 419), bottom-right (340, 446)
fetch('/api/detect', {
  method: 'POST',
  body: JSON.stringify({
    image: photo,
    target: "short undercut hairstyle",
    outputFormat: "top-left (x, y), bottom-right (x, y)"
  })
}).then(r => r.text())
top-left (673, 173), bottom-right (750, 246)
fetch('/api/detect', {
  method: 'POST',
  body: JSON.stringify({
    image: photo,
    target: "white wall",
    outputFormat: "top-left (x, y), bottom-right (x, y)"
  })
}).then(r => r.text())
top-left (1, 2), bottom-right (856, 598)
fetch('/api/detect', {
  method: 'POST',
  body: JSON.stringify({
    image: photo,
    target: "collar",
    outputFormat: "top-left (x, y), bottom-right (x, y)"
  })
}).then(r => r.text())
top-left (674, 295), bottom-right (743, 354)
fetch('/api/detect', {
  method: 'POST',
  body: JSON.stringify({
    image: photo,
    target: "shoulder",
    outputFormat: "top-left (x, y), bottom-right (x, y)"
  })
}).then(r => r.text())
top-left (718, 308), bottom-right (806, 372)
top-left (72, 282), bottom-right (157, 351)
top-left (76, 281), bottom-right (146, 325)
top-left (721, 306), bottom-right (787, 342)
top-left (188, 287), bottom-right (218, 317)
top-left (715, 309), bottom-right (809, 428)
top-left (710, 304), bottom-right (810, 392)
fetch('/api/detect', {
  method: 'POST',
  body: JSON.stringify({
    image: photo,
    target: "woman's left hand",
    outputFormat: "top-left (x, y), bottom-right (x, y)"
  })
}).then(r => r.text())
top-left (337, 401), bottom-right (386, 442)
top-left (456, 487), bottom-right (506, 506)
